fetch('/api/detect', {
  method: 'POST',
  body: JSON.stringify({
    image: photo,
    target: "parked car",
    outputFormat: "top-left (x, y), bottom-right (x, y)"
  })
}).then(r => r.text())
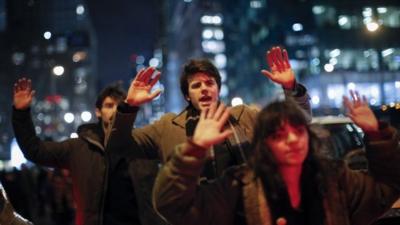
top-left (311, 116), bottom-right (367, 170)
top-left (313, 116), bottom-right (400, 224)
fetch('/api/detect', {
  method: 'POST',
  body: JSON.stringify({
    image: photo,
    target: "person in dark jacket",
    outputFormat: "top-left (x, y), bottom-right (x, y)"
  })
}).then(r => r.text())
top-left (153, 92), bottom-right (400, 225)
top-left (12, 68), bottom-right (166, 225)
top-left (124, 47), bottom-right (311, 182)
top-left (0, 181), bottom-right (33, 225)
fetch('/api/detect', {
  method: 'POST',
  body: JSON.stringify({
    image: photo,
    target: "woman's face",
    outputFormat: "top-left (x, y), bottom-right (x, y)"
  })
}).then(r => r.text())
top-left (265, 121), bottom-right (309, 167)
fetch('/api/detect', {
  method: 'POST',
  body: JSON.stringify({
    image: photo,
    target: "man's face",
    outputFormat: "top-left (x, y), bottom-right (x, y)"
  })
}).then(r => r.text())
top-left (187, 72), bottom-right (219, 111)
top-left (95, 96), bottom-right (119, 126)
top-left (265, 121), bottom-right (309, 167)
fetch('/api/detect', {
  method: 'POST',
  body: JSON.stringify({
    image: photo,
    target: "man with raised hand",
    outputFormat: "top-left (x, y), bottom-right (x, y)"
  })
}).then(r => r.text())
top-left (122, 46), bottom-right (311, 182)
top-left (12, 67), bottom-right (166, 225)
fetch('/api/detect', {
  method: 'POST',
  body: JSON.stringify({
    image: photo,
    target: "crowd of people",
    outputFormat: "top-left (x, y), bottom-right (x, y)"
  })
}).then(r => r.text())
top-left (1, 46), bottom-right (399, 225)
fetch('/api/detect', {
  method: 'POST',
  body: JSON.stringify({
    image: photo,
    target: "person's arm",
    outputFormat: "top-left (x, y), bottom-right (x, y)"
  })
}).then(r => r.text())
top-left (12, 78), bottom-right (72, 168)
top-left (0, 183), bottom-right (33, 225)
top-left (261, 47), bottom-right (311, 120)
top-left (153, 103), bottom-right (239, 225)
top-left (109, 67), bottom-right (163, 159)
top-left (342, 91), bottom-right (400, 225)
top-left (342, 124), bottom-right (400, 225)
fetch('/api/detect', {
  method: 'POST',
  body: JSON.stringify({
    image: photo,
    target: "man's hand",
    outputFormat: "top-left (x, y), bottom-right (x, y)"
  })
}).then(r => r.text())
top-left (13, 78), bottom-right (35, 110)
top-left (261, 46), bottom-right (296, 90)
top-left (192, 103), bottom-right (232, 149)
top-left (125, 67), bottom-right (162, 106)
top-left (343, 90), bottom-right (378, 133)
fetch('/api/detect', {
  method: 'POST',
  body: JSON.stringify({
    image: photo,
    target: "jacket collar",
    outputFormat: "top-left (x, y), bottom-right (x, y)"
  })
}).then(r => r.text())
top-left (77, 122), bottom-right (105, 151)
top-left (171, 104), bottom-right (246, 128)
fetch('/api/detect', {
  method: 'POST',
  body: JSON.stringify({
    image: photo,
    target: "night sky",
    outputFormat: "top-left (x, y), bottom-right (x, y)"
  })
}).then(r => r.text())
top-left (86, 0), bottom-right (160, 90)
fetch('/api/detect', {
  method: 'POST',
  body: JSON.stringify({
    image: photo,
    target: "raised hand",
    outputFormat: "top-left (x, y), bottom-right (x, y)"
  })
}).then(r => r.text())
top-left (343, 90), bottom-right (378, 132)
top-left (192, 103), bottom-right (233, 149)
top-left (125, 67), bottom-right (162, 106)
top-left (261, 46), bottom-right (296, 90)
top-left (13, 78), bottom-right (35, 110)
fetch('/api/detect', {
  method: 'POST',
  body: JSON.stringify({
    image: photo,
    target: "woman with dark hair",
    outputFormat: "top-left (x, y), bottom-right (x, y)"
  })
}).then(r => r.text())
top-left (153, 91), bottom-right (400, 225)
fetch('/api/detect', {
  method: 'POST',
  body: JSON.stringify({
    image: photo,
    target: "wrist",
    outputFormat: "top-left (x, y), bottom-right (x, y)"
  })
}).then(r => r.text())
top-left (282, 80), bottom-right (296, 90)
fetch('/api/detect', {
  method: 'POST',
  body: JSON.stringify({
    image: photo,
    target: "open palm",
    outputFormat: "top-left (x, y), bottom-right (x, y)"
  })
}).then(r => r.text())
top-left (13, 78), bottom-right (35, 110)
top-left (261, 47), bottom-right (296, 89)
top-left (343, 90), bottom-right (378, 132)
top-left (192, 103), bottom-right (232, 149)
top-left (126, 67), bottom-right (162, 106)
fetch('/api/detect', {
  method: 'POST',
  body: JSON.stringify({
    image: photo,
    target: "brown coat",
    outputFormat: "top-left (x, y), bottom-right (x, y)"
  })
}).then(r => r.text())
top-left (153, 126), bottom-right (400, 225)
top-left (132, 104), bottom-right (258, 162)
top-left (132, 84), bottom-right (311, 165)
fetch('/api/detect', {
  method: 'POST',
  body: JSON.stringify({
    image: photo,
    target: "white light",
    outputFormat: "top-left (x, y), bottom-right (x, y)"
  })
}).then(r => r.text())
top-left (136, 64), bottom-right (145, 73)
top-left (292, 23), bottom-right (303, 32)
top-left (136, 55), bottom-right (145, 64)
top-left (390, 102), bottom-right (395, 107)
top-left (329, 58), bottom-right (338, 65)
top-left (366, 22), bottom-right (379, 32)
top-left (312, 6), bottom-right (325, 15)
top-left (329, 49), bottom-right (341, 58)
top-left (64, 112), bottom-right (75, 123)
top-left (201, 40), bottom-right (225, 53)
top-left (201, 15), bottom-right (212, 24)
top-left (53, 65), bottom-right (65, 76)
top-left (377, 7), bottom-right (387, 14)
top-left (212, 16), bottom-right (222, 25)
top-left (220, 84), bottom-right (229, 97)
top-left (311, 58), bottom-right (320, 66)
top-left (11, 138), bottom-right (27, 169)
top-left (43, 31), bottom-right (52, 40)
top-left (231, 97), bottom-right (244, 106)
top-left (371, 87), bottom-right (379, 97)
top-left (362, 8), bottom-right (373, 17)
top-left (202, 29), bottom-right (213, 39)
top-left (184, 0), bottom-right (192, 2)
top-left (149, 58), bottom-right (160, 67)
top-left (201, 15), bottom-right (222, 25)
top-left (215, 54), bottom-right (227, 69)
top-left (70, 133), bottom-right (79, 138)
top-left (347, 82), bottom-right (356, 90)
top-left (338, 16), bottom-right (349, 26)
top-left (250, 0), bottom-right (262, 8)
top-left (370, 98), bottom-right (377, 105)
top-left (81, 111), bottom-right (92, 122)
top-left (311, 96), bottom-right (320, 105)
top-left (214, 29), bottom-right (224, 40)
top-left (395, 81), bottom-right (400, 88)
top-left (327, 89), bottom-right (336, 99)
top-left (220, 70), bottom-right (227, 82)
top-left (324, 64), bottom-right (334, 72)
top-left (382, 48), bottom-right (394, 57)
top-left (76, 4), bottom-right (85, 15)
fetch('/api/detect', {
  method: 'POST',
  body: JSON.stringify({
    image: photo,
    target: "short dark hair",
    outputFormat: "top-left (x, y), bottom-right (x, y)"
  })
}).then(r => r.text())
top-left (180, 59), bottom-right (222, 99)
top-left (95, 84), bottom-right (127, 109)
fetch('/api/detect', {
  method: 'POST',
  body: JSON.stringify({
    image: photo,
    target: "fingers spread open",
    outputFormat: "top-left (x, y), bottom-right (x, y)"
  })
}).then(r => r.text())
top-left (282, 49), bottom-right (291, 69)
top-left (217, 107), bottom-right (231, 128)
top-left (148, 71), bottom-right (161, 87)
top-left (266, 51), bottom-right (274, 69)
top-left (213, 103), bottom-right (226, 121)
top-left (143, 67), bottom-right (156, 84)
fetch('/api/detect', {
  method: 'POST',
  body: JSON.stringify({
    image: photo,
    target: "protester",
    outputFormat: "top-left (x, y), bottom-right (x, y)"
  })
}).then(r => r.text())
top-left (153, 91), bottom-right (400, 225)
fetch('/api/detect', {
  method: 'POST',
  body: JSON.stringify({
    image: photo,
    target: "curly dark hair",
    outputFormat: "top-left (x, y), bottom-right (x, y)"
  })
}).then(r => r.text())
top-left (95, 83), bottom-right (126, 109)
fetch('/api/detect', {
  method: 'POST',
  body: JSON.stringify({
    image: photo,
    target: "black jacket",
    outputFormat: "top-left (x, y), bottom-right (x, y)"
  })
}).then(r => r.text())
top-left (12, 107), bottom-right (166, 225)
